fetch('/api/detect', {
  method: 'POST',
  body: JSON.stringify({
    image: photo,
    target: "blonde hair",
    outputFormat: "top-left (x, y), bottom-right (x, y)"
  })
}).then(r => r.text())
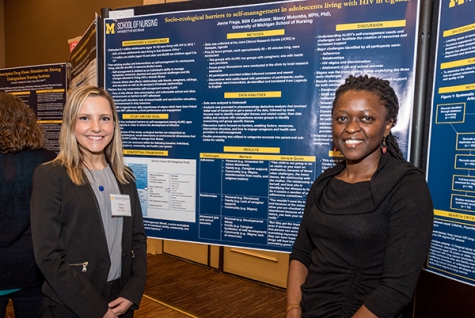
top-left (54, 86), bottom-right (133, 185)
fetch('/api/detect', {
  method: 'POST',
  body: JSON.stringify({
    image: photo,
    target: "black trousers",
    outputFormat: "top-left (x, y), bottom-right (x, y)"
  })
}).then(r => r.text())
top-left (0, 286), bottom-right (43, 318)
top-left (103, 279), bottom-right (134, 318)
top-left (38, 278), bottom-right (134, 317)
top-left (103, 279), bottom-right (121, 303)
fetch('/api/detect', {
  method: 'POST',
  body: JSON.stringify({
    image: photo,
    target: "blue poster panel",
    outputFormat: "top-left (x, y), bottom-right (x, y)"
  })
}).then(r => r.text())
top-left (0, 63), bottom-right (68, 152)
top-left (104, 0), bottom-right (419, 252)
top-left (426, 0), bottom-right (475, 286)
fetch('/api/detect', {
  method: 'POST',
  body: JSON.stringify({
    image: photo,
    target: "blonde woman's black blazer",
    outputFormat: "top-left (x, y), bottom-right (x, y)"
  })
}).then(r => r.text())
top-left (31, 162), bottom-right (147, 318)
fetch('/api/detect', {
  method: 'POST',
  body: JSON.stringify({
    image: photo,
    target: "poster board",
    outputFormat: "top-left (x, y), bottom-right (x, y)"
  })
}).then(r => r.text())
top-left (425, 0), bottom-right (475, 286)
top-left (0, 63), bottom-right (68, 152)
top-left (104, 0), bottom-right (421, 252)
top-left (69, 17), bottom-right (99, 89)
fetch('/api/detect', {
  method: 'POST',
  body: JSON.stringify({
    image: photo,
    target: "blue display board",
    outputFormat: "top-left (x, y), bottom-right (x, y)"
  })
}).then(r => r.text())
top-left (426, 0), bottom-right (475, 286)
top-left (0, 63), bottom-right (67, 152)
top-left (104, 0), bottom-right (419, 252)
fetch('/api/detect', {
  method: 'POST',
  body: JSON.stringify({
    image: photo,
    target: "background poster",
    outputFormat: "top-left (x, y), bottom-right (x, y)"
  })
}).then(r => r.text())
top-left (0, 63), bottom-right (67, 152)
top-left (425, 0), bottom-right (475, 286)
top-left (69, 18), bottom-right (99, 89)
top-left (104, 0), bottom-right (419, 252)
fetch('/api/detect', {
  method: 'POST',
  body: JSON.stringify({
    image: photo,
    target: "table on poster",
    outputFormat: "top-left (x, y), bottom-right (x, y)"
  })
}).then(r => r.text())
top-left (105, 0), bottom-right (419, 252)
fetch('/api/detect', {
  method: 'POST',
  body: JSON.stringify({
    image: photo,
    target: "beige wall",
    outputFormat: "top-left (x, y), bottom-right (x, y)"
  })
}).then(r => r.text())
top-left (1, 0), bottom-right (190, 68)
top-left (2, 0), bottom-right (143, 68)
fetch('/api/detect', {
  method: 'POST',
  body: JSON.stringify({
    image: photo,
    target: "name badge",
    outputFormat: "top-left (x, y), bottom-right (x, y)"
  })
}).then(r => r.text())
top-left (110, 194), bottom-right (132, 217)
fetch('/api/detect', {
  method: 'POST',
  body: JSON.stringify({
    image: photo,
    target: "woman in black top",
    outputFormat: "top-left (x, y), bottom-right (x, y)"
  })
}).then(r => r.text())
top-left (0, 92), bottom-right (56, 318)
top-left (286, 75), bottom-right (433, 318)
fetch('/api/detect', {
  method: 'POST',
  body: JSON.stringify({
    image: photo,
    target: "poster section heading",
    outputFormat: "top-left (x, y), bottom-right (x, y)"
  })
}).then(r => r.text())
top-left (425, 0), bottom-right (475, 286)
top-left (105, 0), bottom-right (418, 252)
top-left (0, 63), bottom-right (67, 153)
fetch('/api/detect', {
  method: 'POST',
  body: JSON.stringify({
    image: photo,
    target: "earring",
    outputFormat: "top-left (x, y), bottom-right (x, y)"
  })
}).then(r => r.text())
top-left (381, 136), bottom-right (387, 154)
top-left (333, 146), bottom-right (338, 152)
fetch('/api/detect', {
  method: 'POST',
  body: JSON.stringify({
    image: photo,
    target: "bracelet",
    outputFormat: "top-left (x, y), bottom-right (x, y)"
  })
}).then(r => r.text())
top-left (286, 304), bottom-right (301, 312)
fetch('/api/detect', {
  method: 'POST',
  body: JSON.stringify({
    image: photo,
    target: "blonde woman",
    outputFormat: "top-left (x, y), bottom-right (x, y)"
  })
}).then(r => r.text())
top-left (31, 86), bottom-right (147, 318)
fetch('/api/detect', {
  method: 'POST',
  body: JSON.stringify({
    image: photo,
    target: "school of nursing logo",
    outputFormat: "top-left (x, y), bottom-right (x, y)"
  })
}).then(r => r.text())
top-left (106, 23), bottom-right (115, 34)
top-left (449, 0), bottom-right (464, 8)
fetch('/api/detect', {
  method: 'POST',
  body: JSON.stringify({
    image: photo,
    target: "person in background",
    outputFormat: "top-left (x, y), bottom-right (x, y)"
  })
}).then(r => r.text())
top-left (0, 92), bottom-right (57, 318)
top-left (31, 86), bottom-right (147, 318)
top-left (286, 75), bottom-right (433, 318)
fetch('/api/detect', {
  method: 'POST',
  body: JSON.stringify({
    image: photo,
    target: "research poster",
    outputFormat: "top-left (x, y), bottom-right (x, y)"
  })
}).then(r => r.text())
top-left (69, 18), bottom-right (99, 89)
top-left (0, 63), bottom-right (67, 152)
top-left (104, 0), bottom-right (420, 252)
top-left (425, 0), bottom-right (475, 286)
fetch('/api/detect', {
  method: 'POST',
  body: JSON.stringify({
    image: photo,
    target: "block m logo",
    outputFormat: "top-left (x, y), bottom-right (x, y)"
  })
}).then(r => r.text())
top-left (106, 23), bottom-right (115, 34)
top-left (449, 0), bottom-right (464, 8)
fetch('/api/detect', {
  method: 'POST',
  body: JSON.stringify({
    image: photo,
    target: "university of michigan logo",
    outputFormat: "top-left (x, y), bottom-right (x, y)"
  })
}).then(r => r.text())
top-left (106, 23), bottom-right (115, 34)
top-left (449, 0), bottom-right (464, 8)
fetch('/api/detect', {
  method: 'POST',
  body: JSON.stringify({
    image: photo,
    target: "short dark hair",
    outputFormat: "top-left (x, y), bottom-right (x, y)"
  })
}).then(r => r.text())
top-left (332, 75), bottom-right (404, 160)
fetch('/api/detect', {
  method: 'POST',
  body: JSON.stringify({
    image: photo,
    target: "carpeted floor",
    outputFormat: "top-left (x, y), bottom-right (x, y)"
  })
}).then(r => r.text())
top-left (142, 253), bottom-right (287, 317)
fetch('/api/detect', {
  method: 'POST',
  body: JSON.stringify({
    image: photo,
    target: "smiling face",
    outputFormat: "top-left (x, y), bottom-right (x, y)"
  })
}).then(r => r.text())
top-left (74, 96), bottom-right (115, 166)
top-left (332, 90), bottom-right (393, 166)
